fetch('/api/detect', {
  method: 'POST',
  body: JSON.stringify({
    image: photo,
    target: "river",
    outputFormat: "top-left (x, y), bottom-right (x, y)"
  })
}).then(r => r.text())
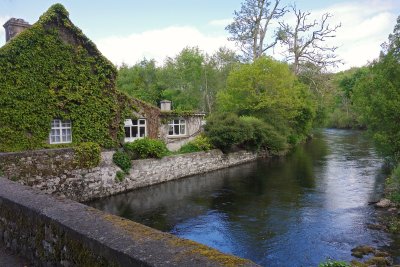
top-left (88, 129), bottom-right (394, 266)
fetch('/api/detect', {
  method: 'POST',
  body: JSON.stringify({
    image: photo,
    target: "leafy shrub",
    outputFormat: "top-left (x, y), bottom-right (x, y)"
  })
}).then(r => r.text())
top-left (205, 113), bottom-right (287, 153)
top-left (318, 260), bottom-right (350, 267)
top-left (204, 112), bottom-right (251, 152)
top-left (115, 170), bottom-right (125, 183)
top-left (112, 151), bottom-right (131, 174)
top-left (387, 164), bottom-right (400, 203)
top-left (124, 138), bottom-right (169, 159)
top-left (73, 142), bottom-right (101, 169)
top-left (178, 134), bottom-right (213, 154)
top-left (240, 116), bottom-right (287, 153)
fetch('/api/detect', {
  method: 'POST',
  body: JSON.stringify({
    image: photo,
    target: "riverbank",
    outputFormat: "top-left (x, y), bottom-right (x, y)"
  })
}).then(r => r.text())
top-left (0, 148), bottom-right (268, 202)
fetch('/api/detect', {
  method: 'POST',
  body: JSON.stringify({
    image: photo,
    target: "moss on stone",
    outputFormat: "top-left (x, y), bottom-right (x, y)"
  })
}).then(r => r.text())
top-left (351, 245), bottom-right (375, 258)
top-left (103, 213), bottom-right (255, 266)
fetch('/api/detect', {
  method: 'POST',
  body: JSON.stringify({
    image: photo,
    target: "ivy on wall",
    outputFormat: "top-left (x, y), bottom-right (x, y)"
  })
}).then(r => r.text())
top-left (0, 4), bottom-right (124, 152)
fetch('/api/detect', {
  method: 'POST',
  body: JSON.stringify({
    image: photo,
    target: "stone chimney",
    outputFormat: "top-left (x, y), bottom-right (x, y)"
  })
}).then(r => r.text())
top-left (160, 100), bottom-right (172, 111)
top-left (3, 18), bottom-right (31, 42)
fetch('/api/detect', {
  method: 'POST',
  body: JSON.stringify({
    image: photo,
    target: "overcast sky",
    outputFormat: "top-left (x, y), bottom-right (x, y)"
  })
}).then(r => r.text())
top-left (1, 0), bottom-right (399, 71)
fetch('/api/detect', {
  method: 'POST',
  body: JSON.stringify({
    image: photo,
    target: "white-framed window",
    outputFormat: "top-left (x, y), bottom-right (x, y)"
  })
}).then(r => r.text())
top-left (168, 119), bottom-right (186, 136)
top-left (125, 118), bottom-right (146, 142)
top-left (50, 119), bottom-right (72, 144)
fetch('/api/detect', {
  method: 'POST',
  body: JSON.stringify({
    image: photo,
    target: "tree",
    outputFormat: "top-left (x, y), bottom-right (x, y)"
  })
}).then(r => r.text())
top-left (160, 47), bottom-right (205, 111)
top-left (279, 5), bottom-right (341, 74)
top-left (352, 16), bottom-right (400, 160)
top-left (216, 56), bottom-right (316, 144)
top-left (226, 0), bottom-right (286, 61)
top-left (117, 59), bottom-right (163, 105)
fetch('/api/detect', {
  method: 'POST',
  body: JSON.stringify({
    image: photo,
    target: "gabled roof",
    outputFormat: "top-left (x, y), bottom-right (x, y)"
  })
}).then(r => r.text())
top-left (0, 3), bottom-right (115, 72)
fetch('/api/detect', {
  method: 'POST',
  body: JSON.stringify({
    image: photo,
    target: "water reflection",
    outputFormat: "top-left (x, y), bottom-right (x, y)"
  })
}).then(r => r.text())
top-left (89, 129), bottom-right (391, 266)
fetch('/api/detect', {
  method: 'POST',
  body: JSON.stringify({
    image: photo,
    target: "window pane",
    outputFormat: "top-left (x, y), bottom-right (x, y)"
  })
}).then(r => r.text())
top-left (180, 125), bottom-right (185, 135)
top-left (169, 125), bottom-right (174, 135)
top-left (55, 136), bottom-right (60, 142)
top-left (140, 127), bottom-right (145, 137)
top-left (174, 119), bottom-right (179, 124)
top-left (180, 119), bottom-right (185, 124)
top-left (132, 126), bottom-right (138, 137)
top-left (139, 119), bottom-right (146, 125)
top-left (124, 127), bottom-right (131, 138)
top-left (52, 120), bottom-right (60, 128)
top-left (174, 125), bottom-right (179, 135)
top-left (132, 120), bottom-right (138, 125)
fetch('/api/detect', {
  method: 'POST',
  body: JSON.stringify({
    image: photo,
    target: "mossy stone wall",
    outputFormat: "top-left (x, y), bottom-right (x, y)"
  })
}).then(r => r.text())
top-left (0, 178), bottom-right (259, 267)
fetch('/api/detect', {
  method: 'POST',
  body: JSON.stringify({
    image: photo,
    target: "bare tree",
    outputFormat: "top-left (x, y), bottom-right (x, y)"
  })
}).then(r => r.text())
top-left (226, 0), bottom-right (287, 61)
top-left (279, 5), bottom-right (342, 74)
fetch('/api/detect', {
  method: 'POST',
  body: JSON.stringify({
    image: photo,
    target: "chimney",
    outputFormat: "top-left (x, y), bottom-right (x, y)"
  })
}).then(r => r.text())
top-left (160, 100), bottom-right (172, 111)
top-left (3, 18), bottom-right (31, 42)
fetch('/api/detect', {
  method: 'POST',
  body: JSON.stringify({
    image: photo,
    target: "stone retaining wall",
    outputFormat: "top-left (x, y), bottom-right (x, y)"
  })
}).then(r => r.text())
top-left (0, 149), bottom-right (264, 202)
top-left (0, 178), bottom-right (259, 267)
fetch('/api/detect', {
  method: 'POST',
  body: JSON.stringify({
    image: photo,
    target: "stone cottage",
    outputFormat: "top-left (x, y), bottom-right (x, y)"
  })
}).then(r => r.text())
top-left (0, 4), bottom-right (204, 152)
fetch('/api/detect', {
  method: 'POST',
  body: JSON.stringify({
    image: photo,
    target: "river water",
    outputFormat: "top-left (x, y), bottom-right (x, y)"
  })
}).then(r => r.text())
top-left (88, 129), bottom-right (394, 266)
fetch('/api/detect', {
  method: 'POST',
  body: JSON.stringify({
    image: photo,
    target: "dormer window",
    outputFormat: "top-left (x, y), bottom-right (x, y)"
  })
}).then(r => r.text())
top-left (125, 119), bottom-right (146, 142)
top-left (50, 119), bottom-right (72, 144)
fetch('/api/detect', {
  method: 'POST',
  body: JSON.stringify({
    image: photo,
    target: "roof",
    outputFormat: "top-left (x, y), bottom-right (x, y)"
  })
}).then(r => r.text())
top-left (0, 3), bottom-right (115, 73)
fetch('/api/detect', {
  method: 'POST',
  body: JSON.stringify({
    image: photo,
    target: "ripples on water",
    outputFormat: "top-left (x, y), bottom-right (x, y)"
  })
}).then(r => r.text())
top-left (88, 129), bottom-right (392, 266)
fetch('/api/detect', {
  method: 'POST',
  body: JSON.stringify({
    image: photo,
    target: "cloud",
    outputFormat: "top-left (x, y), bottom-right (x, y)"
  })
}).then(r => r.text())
top-left (96, 26), bottom-right (234, 67)
top-left (208, 18), bottom-right (232, 27)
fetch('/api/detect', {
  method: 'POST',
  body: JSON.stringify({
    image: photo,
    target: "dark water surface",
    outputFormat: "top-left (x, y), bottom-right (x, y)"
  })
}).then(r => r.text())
top-left (89, 129), bottom-right (393, 266)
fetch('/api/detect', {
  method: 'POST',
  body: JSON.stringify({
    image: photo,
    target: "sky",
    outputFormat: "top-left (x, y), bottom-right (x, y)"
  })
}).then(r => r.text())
top-left (0, 0), bottom-right (399, 71)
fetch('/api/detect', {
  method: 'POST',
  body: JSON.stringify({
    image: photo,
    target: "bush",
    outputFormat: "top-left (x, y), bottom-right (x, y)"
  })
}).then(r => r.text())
top-left (115, 170), bottom-right (125, 182)
top-left (204, 112), bottom-right (251, 152)
top-left (205, 113), bottom-right (287, 154)
top-left (178, 134), bottom-right (213, 154)
top-left (73, 142), bottom-right (101, 169)
top-left (124, 138), bottom-right (169, 159)
top-left (112, 151), bottom-right (131, 174)
top-left (387, 164), bottom-right (400, 203)
top-left (240, 116), bottom-right (287, 153)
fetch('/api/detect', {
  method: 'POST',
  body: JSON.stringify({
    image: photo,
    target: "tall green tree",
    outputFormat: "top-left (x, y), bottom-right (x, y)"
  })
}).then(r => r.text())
top-left (352, 16), bottom-right (400, 160)
top-left (160, 47), bottom-right (205, 111)
top-left (117, 59), bottom-right (163, 105)
top-left (217, 56), bottom-right (315, 143)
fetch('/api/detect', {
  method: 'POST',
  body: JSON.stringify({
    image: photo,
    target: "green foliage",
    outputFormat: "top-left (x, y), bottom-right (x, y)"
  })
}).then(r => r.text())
top-left (117, 59), bottom-right (163, 106)
top-left (118, 46), bottom-right (240, 113)
top-left (216, 56), bottom-right (316, 145)
top-left (205, 113), bottom-right (287, 153)
top-left (124, 138), bottom-right (169, 159)
top-left (178, 134), bottom-right (213, 154)
top-left (352, 52), bottom-right (400, 160)
top-left (73, 142), bottom-right (101, 169)
top-left (325, 67), bottom-right (367, 129)
top-left (386, 164), bottom-right (400, 203)
top-left (240, 116), bottom-right (287, 153)
top-left (115, 170), bottom-right (125, 183)
top-left (0, 4), bottom-right (121, 152)
top-left (318, 260), bottom-right (350, 267)
top-left (205, 113), bottom-right (251, 152)
top-left (112, 151), bottom-right (131, 174)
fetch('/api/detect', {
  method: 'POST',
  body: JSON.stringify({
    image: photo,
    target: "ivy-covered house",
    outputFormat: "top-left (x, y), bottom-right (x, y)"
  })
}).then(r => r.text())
top-left (0, 4), bottom-right (204, 152)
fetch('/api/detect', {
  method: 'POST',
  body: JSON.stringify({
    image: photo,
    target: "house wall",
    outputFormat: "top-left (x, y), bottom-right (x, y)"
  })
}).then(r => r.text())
top-left (0, 178), bottom-right (258, 267)
top-left (159, 115), bottom-right (204, 151)
top-left (0, 148), bottom-right (265, 202)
